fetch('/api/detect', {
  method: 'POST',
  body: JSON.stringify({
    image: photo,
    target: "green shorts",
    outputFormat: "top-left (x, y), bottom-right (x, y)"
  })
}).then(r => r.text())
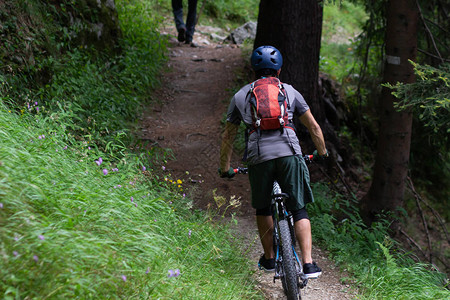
top-left (248, 155), bottom-right (314, 211)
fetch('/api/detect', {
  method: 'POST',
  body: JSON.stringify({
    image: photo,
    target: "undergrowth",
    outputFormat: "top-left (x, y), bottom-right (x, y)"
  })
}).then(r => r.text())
top-left (308, 183), bottom-right (450, 299)
top-left (0, 0), bottom-right (261, 298)
top-left (0, 102), bottom-right (259, 299)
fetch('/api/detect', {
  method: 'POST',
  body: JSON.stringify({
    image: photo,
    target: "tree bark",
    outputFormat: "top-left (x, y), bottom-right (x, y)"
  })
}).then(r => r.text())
top-left (254, 0), bottom-right (324, 122)
top-left (361, 0), bottom-right (419, 226)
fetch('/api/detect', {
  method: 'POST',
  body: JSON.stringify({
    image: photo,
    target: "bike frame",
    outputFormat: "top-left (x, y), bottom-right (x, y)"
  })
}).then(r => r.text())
top-left (271, 181), bottom-right (309, 289)
top-left (231, 154), bottom-right (315, 299)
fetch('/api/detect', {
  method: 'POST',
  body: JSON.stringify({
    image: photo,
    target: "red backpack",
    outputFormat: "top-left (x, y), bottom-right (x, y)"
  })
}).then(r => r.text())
top-left (247, 77), bottom-right (290, 132)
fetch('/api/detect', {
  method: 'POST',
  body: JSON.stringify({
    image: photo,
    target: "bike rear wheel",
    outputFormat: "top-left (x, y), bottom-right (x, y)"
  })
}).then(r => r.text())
top-left (279, 219), bottom-right (300, 300)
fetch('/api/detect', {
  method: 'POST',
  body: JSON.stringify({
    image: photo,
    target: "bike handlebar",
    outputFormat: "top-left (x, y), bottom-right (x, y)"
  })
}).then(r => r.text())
top-left (233, 167), bottom-right (248, 174)
top-left (232, 154), bottom-right (317, 175)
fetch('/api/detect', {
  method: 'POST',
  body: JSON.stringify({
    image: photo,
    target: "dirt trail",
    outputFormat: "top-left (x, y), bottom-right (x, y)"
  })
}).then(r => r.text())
top-left (140, 25), bottom-right (356, 299)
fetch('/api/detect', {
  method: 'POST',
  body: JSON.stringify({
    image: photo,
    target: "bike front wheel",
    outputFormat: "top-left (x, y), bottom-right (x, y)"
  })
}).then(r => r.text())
top-left (279, 219), bottom-right (300, 300)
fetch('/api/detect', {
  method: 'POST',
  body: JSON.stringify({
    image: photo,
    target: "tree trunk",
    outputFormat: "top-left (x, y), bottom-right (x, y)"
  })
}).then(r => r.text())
top-left (361, 0), bottom-right (418, 226)
top-left (254, 0), bottom-right (324, 122)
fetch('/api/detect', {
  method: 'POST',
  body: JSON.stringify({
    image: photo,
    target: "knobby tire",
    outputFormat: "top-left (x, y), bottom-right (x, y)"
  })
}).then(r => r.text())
top-left (279, 219), bottom-right (300, 300)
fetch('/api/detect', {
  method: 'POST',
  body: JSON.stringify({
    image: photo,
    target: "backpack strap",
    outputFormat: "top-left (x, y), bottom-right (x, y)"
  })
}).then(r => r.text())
top-left (279, 81), bottom-right (290, 110)
top-left (242, 81), bottom-right (256, 162)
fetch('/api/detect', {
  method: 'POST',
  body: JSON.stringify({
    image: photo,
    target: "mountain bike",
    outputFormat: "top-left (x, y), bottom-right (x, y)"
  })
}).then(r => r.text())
top-left (233, 154), bottom-right (314, 300)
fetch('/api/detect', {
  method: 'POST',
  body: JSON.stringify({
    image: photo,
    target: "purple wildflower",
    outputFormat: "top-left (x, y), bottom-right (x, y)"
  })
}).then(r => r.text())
top-left (134, 203), bottom-right (137, 207)
top-left (102, 169), bottom-right (108, 175)
top-left (38, 235), bottom-right (45, 240)
top-left (121, 275), bottom-right (127, 282)
top-left (63, 146), bottom-right (67, 150)
top-left (35, 101), bottom-right (38, 106)
top-left (14, 236), bottom-right (19, 241)
top-left (13, 251), bottom-right (18, 257)
top-left (131, 197), bottom-right (134, 202)
top-left (33, 255), bottom-right (39, 262)
top-left (183, 193), bottom-right (186, 198)
top-left (95, 158), bottom-right (102, 166)
top-left (188, 230), bottom-right (192, 238)
top-left (168, 269), bottom-right (181, 278)
top-left (36, 107), bottom-right (39, 112)
top-left (146, 267), bottom-right (150, 274)
top-left (142, 166), bottom-right (146, 171)
top-left (0, 203), bottom-right (3, 209)
top-left (162, 166), bottom-right (166, 171)
top-left (88, 146), bottom-right (91, 150)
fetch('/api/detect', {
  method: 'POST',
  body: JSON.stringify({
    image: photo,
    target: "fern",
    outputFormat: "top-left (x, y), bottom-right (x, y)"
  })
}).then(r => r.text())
top-left (375, 241), bottom-right (397, 269)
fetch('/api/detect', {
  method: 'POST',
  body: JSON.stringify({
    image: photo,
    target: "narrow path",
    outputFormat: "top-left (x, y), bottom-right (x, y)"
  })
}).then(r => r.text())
top-left (141, 26), bottom-right (357, 299)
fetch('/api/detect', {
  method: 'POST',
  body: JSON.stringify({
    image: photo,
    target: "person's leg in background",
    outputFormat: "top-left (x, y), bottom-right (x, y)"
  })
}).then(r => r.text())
top-left (185, 0), bottom-right (198, 44)
top-left (171, 0), bottom-right (186, 42)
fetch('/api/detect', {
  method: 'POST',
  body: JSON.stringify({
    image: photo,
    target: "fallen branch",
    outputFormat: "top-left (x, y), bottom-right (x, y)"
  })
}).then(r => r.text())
top-left (418, 48), bottom-right (450, 62)
top-left (314, 162), bottom-right (345, 195)
top-left (416, 0), bottom-right (444, 64)
top-left (196, 0), bottom-right (207, 25)
top-left (413, 184), bottom-right (433, 263)
top-left (424, 17), bottom-right (450, 36)
top-left (407, 176), bottom-right (450, 244)
top-left (399, 228), bottom-right (427, 258)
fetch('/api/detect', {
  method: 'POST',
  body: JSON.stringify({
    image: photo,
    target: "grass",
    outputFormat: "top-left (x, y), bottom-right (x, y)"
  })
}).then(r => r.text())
top-left (0, 0), bottom-right (262, 298)
top-left (0, 103), bottom-right (261, 299)
top-left (308, 183), bottom-right (450, 299)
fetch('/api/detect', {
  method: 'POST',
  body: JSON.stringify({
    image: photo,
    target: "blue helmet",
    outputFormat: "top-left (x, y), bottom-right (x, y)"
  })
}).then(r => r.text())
top-left (250, 45), bottom-right (283, 71)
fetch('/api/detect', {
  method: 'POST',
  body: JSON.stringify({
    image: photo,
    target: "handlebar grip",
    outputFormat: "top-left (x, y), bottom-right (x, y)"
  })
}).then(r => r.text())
top-left (304, 154), bottom-right (314, 162)
top-left (232, 167), bottom-right (248, 174)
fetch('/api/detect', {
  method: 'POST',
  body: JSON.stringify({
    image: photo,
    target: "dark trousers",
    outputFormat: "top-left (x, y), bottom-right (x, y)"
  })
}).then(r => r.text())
top-left (171, 0), bottom-right (198, 41)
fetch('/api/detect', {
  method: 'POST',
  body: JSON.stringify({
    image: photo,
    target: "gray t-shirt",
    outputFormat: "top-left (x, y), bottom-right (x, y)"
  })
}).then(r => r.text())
top-left (226, 80), bottom-right (310, 165)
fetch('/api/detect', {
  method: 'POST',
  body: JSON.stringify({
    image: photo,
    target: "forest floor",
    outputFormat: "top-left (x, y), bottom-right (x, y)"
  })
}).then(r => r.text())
top-left (139, 22), bottom-right (358, 299)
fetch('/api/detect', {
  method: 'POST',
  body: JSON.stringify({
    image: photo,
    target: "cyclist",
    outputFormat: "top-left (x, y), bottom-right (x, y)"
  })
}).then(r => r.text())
top-left (219, 45), bottom-right (327, 279)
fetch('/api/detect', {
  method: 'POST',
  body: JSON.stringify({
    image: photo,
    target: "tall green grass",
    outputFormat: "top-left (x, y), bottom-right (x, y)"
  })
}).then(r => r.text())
top-left (0, 0), bottom-right (262, 298)
top-left (0, 103), bottom-right (261, 298)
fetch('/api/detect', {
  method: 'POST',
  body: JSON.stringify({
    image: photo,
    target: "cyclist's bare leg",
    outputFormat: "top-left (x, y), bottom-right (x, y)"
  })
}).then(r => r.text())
top-left (294, 218), bottom-right (313, 264)
top-left (256, 215), bottom-right (275, 259)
